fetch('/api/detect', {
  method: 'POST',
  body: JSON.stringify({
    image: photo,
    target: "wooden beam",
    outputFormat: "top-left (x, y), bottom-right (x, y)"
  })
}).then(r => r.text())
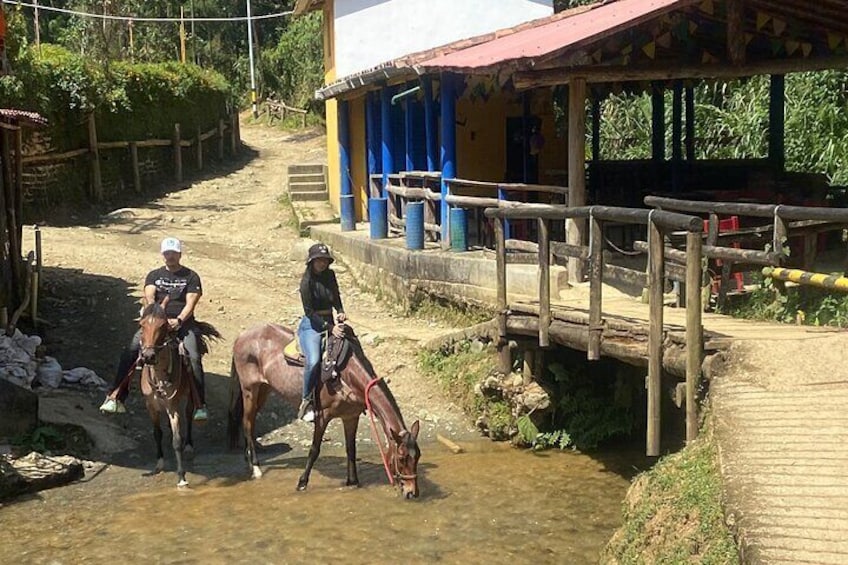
top-left (726, 0), bottom-right (746, 66)
top-left (567, 77), bottom-right (587, 283)
top-left (538, 218), bottom-right (551, 347)
top-left (647, 217), bottom-right (664, 457)
top-left (685, 231), bottom-right (703, 444)
top-left (513, 56), bottom-right (848, 89)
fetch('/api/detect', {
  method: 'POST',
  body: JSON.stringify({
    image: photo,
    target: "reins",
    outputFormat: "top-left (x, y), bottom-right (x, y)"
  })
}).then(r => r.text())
top-left (364, 376), bottom-right (395, 486)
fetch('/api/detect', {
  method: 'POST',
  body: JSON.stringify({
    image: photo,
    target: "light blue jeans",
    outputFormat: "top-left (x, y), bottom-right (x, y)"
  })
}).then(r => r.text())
top-left (297, 316), bottom-right (323, 399)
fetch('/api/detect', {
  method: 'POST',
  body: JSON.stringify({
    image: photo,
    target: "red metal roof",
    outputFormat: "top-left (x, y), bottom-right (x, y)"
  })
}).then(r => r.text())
top-left (0, 109), bottom-right (48, 127)
top-left (417, 0), bottom-right (695, 72)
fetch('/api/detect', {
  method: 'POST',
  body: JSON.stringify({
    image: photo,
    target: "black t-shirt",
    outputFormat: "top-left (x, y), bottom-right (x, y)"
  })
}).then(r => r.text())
top-left (145, 266), bottom-right (202, 320)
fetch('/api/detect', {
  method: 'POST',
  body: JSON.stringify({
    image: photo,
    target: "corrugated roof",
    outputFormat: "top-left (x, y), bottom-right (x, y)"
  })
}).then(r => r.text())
top-left (416, 0), bottom-right (694, 72)
top-left (0, 109), bottom-right (48, 127)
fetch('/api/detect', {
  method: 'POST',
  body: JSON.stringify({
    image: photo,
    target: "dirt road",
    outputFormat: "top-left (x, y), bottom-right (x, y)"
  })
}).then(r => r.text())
top-left (32, 119), bottom-right (475, 466)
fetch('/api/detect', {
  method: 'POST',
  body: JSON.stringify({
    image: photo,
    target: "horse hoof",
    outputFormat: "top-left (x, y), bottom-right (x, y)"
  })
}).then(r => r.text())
top-left (251, 466), bottom-right (263, 480)
top-left (155, 459), bottom-right (165, 473)
top-left (296, 481), bottom-right (308, 491)
top-left (345, 480), bottom-right (360, 488)
top-left (177, 479), bottom-right (189, 488)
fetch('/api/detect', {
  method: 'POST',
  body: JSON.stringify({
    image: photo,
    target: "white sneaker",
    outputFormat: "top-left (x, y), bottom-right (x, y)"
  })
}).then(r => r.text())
top-left (302, 409), bottom-right (315, 423)
top-left (99, 398), bottom-right (126, 414)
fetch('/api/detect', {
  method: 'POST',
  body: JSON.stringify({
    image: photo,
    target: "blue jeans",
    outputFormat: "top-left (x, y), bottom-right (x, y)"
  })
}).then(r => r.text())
top-left (297, 316), bottom-right (324, 400)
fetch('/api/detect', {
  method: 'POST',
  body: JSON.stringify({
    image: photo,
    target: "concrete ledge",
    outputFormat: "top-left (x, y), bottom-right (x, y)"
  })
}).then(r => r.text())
top-left (310, 223), bottom-right (570, 306)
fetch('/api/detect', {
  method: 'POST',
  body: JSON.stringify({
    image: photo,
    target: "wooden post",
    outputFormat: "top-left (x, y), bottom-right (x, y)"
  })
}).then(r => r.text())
top-left (235, 112), bottom-right (242, 150)
top-left (685, 86), bottom-right (695, 161)
top-left (1, 130), bottom-right (20, 305)
top-left (496, 217), bottom-right (511, 374)
top-left (87, 113), bottom-right (102, 200)
top-left (647, 216), bottom-right (664, 456)
top-left (14, 128), bottom-right (23, 246)
top-left (129, 142), bottom-right (141, 193)
top-left (726, 0), bottom-right (746, 65)
top-left (706, 212), bottom-right (719, 246)
top-left (567, 77), bottom-right (587, 283)
top-left (173, 123), bottom-right (183, 183)
top-left (195, 127), bottom-right (203, 171)
top-left (218, 118), bottom-right (225, 160)
top-left (685, 231), bottom-right (703, 443)
top-left (588, 213), bottom-right (603, 360)
top-left (230, 113), bottom-right (238, 155)
top-left (522, 348), bottom-right (536, 386)
top-left (538, 218), bottom-right (550, 347)
top-left (773, 210), bottom-right (788, 263)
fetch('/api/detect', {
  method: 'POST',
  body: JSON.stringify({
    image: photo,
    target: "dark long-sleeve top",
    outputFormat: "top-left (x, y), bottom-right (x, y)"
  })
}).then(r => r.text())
top-left (300, 268), bottom-right (345, 331)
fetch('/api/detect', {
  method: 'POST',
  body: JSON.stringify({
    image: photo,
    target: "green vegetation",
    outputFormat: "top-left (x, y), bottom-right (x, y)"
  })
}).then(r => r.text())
top-left (723, 276), bottom-right (848, 327)
top-left (417, 339), bottom-right (497, 416)
top-left (12, 423), bottom-right (91, 459)
top-left (602, 424), bottom-right (739, 564)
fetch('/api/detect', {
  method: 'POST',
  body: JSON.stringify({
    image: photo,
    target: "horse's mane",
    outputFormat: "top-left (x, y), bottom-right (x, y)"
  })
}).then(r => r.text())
top-left (141, 303), bottom-right (167, 319)
top-left (346, 336), bottom-right (404, 424)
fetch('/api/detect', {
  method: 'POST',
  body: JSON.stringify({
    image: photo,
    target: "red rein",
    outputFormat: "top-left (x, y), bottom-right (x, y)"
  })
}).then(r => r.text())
top-left (364, 377), bottom-right (395, 486)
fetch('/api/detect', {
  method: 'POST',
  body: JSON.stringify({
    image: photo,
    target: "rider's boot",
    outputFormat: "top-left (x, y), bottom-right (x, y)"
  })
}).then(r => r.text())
top-left (298, 393), bottom-right (315, 423)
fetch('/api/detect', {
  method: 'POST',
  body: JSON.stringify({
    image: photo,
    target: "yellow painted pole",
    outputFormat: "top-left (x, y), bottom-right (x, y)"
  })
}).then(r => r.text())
top-left (763, 267), bottom-right (848, 292)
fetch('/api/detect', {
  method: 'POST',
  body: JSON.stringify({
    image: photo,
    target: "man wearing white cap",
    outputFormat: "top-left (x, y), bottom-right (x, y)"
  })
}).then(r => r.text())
top-left (99, 237), bottom-right (209, 421)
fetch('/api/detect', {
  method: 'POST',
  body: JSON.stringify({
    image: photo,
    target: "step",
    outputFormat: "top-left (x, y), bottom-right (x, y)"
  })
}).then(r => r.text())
top-left (288, 163), bottom-right (325, 175)
top-left (288, 173), bottom-right (325, 184)
top-left (291, 190), bottom-right (329, 202)
top-left (289, 181), bottom-right (327, 193)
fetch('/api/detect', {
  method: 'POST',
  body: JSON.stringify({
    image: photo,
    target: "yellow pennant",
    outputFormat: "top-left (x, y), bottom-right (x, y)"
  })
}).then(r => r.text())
top-left (745, 33), bottom-right (753, 46)
top-left (699, 0), bottom-right (714, 15)
top-left (642, 42), bottom-right (656, 59)
top-left (756, 12), bottom-right (771, 31)
top-left (827, 32), bottom-right (843, 50)
top-left (656, 32), bottom-right (672, 49)
top-left (785, 40), bottom-right (799, 55)
top-left (592, 49), bottom-right (602, 63)
top-left (773, 18), bottom-right (786, 36)
top-left (802, 42), bottom-right (813, 57)
top-left (689, 21), bottom-right (698, 34)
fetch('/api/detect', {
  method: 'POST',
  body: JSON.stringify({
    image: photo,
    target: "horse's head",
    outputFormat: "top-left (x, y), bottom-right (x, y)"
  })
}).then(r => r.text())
top-left (139, 298), bottom-right (171, 366)
top-left (390, 420), bottom-right (421, 500)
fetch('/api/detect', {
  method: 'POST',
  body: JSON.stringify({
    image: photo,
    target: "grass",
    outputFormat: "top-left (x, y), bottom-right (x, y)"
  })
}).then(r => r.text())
top-left (417, 340), bottom-right (496, 415)
top-left (602, 422), bottom-right (738, 564)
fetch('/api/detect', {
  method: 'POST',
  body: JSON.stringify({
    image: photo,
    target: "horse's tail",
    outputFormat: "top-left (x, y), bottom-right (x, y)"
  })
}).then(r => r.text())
top-left (195, 320), bottom-right (223, 356)
top-left (227, 357), bottom-right (244, 450)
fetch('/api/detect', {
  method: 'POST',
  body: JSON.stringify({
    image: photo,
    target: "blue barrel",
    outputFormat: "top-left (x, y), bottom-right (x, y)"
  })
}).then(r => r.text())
top-left (369, 197), bottom-right (388, 239)
top-left (340, 194), bottom-right (356, 232)
top-left (406, 201), bottom-right (425, 250)
top-left (450, 207), bottom-right (468, 252)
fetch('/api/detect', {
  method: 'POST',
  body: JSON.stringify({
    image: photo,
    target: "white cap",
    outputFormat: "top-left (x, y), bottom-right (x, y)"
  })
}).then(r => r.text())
top-left (160, 237), bottom-right (182, 254)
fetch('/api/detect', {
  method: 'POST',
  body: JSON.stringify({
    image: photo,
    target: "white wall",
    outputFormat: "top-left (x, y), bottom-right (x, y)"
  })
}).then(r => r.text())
top-left (333, 0), bottom-right (553, 77)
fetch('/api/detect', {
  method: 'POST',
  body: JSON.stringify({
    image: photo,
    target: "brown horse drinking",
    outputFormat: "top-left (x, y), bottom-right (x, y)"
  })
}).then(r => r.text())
top-left (227, 323), bottom-right (421, 499)
top-left (138, 300), bottom-right (220, 487)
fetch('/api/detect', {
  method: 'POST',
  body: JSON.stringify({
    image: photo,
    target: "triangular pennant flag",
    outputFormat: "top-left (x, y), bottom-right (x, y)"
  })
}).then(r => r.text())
top-left (699, 0), bottom-right (714, 15)
top-left (756, 12), bottom-right (771, 31)
top-left (642, 42), bottom-right (656, 59)
top-left (745, 33), bottom-right (753, 46)
top-left (622, 44), bottom-right (633, 55)
top-left (592, 49), bottom-right (603, 63)
top-left (802, 42), bottom-right (813, 57)
top-left (785, 40), bottom-right (799, 55)
top-left (827, 32), bottom-right (843, 50)
top-left (689, 21), bottom-right (698, 34)
top-left (773, 18), bottom-right (787, 36)
top-left (657, 32), bottom-right (672, 49)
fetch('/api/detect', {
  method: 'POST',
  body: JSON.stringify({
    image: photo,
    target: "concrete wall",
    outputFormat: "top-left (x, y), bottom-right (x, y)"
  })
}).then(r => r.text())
top-left (332, 0), bottom-right (553, 77)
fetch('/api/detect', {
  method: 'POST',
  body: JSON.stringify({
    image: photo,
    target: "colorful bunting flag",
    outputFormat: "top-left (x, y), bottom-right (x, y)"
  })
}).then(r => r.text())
top-left (756, 12), bottom-right (771, 31)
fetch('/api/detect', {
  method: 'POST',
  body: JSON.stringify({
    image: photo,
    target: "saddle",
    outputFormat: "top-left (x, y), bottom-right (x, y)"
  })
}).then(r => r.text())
top-left (282, 328), bottom-right (357, 384)
top-left (283, 337), bottom-right (305, 366)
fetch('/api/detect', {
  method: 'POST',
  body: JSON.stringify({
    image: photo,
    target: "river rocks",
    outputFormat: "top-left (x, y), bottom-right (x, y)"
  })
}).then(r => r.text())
top-left (0, 452), bottom-right (84, 501)
top-left (0, 379), bottom-right (38, 439)
top-left (475, 372), bottom-right (552, 442)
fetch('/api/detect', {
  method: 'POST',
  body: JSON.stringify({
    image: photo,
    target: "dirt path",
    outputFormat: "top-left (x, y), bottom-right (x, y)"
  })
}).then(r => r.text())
top-left (32, 119), bottom-right (476, 466)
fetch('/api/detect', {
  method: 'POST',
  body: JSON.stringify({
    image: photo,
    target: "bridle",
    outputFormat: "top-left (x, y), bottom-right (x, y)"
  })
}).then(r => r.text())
top-left (364, 376), bottom-right (418, 486)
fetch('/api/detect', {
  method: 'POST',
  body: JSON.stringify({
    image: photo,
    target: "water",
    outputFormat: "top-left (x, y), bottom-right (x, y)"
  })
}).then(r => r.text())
top-left (0, 441), bottom-right (637, 564)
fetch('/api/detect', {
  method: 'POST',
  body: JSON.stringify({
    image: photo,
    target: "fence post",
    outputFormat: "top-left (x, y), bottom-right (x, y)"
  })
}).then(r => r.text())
top-left (196, 127), bottom-right (203, 171)
top-left (495, 217), bottom-right (510, 374)
top-left (129, 142), bottom-right (141, 193)
top-left (218, 118), bottom-right (225, 160)
top-left (685, 231), bottom-right (703, 443)
top-left (173, 123), bottom-right (183, 183)
top-left (87, 113), bottom-right (102, 200)
top-left (588, 212), bottom-right (603, 360)
top-left (230, 113), bottom-right (238, 155)
top-left (538, 217), bottom-right (550, 347)
top-left (647, 215), bottom-right (664, 457)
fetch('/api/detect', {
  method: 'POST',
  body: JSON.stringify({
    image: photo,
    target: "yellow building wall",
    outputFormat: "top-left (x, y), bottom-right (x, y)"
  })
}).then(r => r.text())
top-left (348, 95), bottom-right (368, 220)
top-left (323, 2), bottom-right (342, 213)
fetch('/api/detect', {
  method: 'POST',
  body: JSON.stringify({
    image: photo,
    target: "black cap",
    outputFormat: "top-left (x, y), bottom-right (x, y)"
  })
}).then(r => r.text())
top-left (306, 243), bottom-right (334, 264)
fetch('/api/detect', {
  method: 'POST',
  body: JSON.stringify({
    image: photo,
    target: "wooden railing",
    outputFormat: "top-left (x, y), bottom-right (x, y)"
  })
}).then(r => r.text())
top-left (381, 171), bottom-right (442, 238)
top-left (21, 113), bottom-right (241, 199)
top-left (263, 98), bottom-right (308, 127)
top-left (485, 203), bottom-right (705, 456)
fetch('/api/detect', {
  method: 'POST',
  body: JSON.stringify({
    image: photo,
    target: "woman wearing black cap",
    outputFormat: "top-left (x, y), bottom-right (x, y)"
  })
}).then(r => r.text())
top-left (297, 242), bottom-right (346, 422)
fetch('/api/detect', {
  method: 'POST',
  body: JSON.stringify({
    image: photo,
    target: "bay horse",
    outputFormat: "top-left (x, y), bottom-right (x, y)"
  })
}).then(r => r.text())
top-left (227, 323), bottom-right (421, 499)
top-left (138, 298), bottom-right (221, 487)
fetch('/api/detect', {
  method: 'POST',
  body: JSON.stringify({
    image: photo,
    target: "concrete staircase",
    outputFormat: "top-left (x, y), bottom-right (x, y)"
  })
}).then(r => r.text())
top-left (287, 163), bottom-right (328, 202)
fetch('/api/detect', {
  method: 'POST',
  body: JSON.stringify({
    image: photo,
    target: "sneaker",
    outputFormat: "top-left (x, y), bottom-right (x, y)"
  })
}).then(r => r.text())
top-left (193, 406), bottom-right (209, 422)
top-left (99, 398), bottom-right (126, 414)
top-left (297, 398), bottom-right (314, 423)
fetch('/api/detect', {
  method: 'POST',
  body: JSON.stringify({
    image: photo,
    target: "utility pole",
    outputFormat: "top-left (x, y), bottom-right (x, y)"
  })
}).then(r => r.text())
top-left (246, 0), bottom-right (258, 118)
top-left (34, 0), bottom-right (41, 52)
top-left (179, 6), bottom-right (186, 63)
